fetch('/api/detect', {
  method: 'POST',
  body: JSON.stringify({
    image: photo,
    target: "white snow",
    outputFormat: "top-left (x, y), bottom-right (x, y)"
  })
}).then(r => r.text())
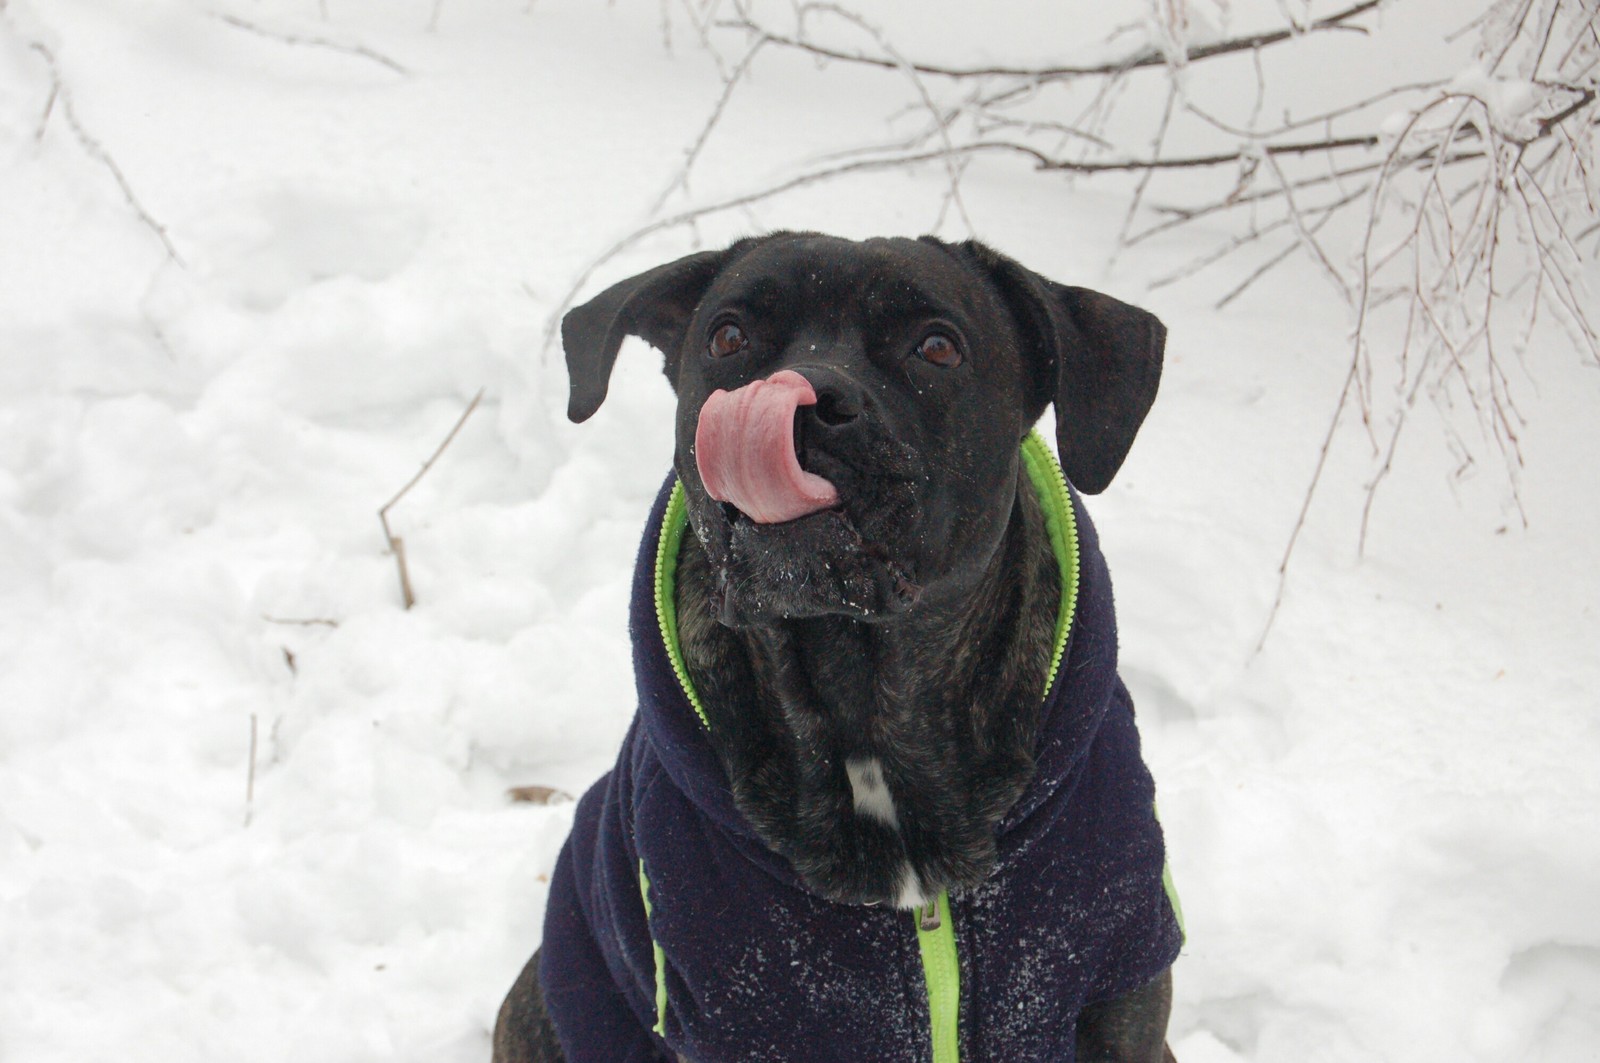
top-left (1448, 64), bottom-right (1546, 141)
top-left (2, 2), bottom-right (1597, 1062)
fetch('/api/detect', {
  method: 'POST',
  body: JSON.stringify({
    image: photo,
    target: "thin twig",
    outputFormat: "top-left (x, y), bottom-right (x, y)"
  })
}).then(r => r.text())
top-left (1265, 151), bottom-right (1355, 304)
top-left (795, 3), bottom-right (975, 232)
top-left (28, 42), bottom-right (184, 265)
top-left (1184, 80), bottom-right (1447, 142)
top-left (543, 128), bottom-right (1388, 352)
top-left (1357, 341), bottom-right (1437, 554)
top-left (1145, 181), bottom-right (1369, 295)
top-left (1255, 352), bottom-right (1361, 654)
top-left (378, 389), bottom-right (485, 609)
top-left (210, 12), bottom-right (410, 76)
top-left (1130, 151), bottom-right (1490, 245)
top-left (648, 36), bottom-right (767, 214)
top-left (33, 81), bottom-right (58, 142)
top-left (245, 713), bottom-right (258, 828)
top-left (1111, 78), bottom-right (1178, 265)
top-left (541, 149), bottom-right (1001, 355)
top-left (1218, 185), bottom-right (1366, 308)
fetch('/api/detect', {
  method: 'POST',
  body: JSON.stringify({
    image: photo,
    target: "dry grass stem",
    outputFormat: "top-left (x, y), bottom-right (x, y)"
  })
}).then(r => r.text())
top-left (378, 389), bottom-right (485, 610)
top-left (508, 785), bottom-right (575, 805)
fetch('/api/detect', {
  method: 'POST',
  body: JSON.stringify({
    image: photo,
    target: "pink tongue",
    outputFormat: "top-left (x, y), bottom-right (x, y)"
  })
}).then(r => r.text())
top-left (695, 370), bottom-right (840, 524)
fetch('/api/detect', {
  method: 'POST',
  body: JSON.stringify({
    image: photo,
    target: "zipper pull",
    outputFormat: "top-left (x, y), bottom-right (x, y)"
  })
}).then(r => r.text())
top-left (918, 896), bottom-right (941, 932)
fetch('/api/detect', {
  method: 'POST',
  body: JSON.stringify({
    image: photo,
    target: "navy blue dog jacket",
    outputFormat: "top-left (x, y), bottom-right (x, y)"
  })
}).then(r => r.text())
top-left (538, 437), bottom-right (1183, 1062)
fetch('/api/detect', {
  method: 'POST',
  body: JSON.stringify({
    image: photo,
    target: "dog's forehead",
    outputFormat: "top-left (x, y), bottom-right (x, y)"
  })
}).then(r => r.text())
top-left (704, 235), bottom-right (993, 322)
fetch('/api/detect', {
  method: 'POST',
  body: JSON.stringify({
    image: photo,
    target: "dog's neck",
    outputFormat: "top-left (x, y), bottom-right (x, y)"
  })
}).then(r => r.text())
top-left (675, 467), bottom-right (1061, 908)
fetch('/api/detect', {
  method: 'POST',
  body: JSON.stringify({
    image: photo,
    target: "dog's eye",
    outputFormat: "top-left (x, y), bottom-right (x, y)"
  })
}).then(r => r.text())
top-left (708, 323), bottom-right (748, 358)
top-left (915, 332), bottom-right (962, 368)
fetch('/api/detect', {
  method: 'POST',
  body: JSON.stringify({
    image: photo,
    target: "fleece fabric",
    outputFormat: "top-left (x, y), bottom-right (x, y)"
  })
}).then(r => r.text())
top-left (538, 449), bottom-right (1183, 1063)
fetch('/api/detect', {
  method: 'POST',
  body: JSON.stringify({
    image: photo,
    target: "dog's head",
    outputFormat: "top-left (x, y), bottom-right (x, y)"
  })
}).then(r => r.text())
top-left (563, 233), bottom-right (1163, 628)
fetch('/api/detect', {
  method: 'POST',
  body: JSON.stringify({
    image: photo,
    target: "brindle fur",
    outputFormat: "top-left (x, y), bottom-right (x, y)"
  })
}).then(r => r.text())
top-left (674, 460), bottom-right (1059, 906)
top-left (493, 234), bottom-right (1174, 1063)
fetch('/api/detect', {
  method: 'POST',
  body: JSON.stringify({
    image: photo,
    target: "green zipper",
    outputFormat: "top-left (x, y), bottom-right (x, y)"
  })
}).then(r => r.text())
top-left (1018, 431), bottom-right (1080, 701)
top-left (657, 433), bottom-right (1078, 723)
top-left (638, 860), bottom-right (669, 1037)
top-left (653, 434), bottom-right (1084, 1062)
top-left (655, 482), bottom-right (710, 730)
top-left (914, 892), bottom-right (961, 1063)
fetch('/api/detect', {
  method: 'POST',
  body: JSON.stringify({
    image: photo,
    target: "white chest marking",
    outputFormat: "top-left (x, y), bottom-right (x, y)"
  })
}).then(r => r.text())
top-left (896, 864), bottom-right (929, 910)
top-left (845, 756), bottom-right (899, 827)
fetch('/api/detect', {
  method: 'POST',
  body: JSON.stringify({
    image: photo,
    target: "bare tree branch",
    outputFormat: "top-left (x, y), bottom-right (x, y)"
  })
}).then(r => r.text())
top-left (555, 0), bottom-right (1598, 649)
top-left (716, 0), bottom-right (1384, 80)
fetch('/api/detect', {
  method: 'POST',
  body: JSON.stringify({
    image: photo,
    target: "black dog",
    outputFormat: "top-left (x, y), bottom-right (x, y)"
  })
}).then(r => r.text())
top-left (495, 233), bottom-right (1180, 1062)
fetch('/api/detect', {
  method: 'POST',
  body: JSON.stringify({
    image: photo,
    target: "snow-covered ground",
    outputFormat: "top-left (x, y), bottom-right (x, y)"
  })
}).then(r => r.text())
top-left (1, 3), bottom-right (1596, 1061)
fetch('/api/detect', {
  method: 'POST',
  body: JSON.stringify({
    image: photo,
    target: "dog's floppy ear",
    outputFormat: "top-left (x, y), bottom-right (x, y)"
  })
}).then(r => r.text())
top-left (956, 241), bottom-right (1164, 494)
top-left (562, 249), bottom-right (732, 423)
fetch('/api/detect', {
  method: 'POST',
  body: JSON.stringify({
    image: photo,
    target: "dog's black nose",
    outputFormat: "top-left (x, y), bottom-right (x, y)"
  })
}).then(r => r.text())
top-left (811, 388), bottom-right (859, 428)
top-left (793, 368), bottom-right (867, 434)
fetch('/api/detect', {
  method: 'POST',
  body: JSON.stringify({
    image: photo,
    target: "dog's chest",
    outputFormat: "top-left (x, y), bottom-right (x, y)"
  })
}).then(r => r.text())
top-left (627, 689), bottom-right (1178, 1063)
